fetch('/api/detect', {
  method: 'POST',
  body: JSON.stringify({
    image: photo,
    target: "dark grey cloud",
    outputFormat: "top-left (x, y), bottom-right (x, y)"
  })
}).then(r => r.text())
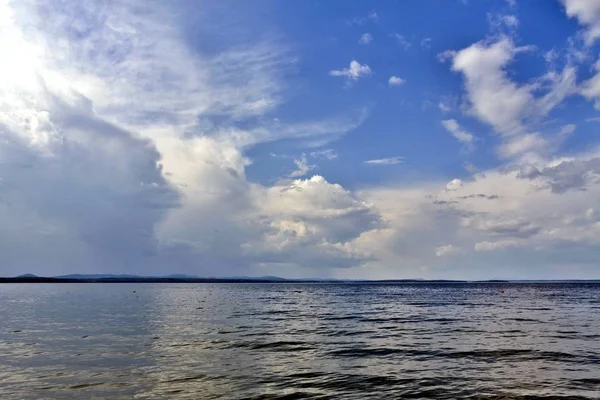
top-left (486, 220), bottom-right (540, 238)
top-left (458, 194), bottom-right (501, 200)
top-left (0, 91), bottom-right (179, 274)
top-left (518, 159), bottom-right (600, 193)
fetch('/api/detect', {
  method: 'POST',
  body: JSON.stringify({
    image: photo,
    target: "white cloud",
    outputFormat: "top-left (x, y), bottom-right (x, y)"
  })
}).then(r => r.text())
top-left (558, 123), bottom-right (576, 139)
top-left (544, 49), bottom-right (559, 64)
top-left (435, 244), bottom-right (460, 257)
top-left (438, 102), bottom-right (452, 113)
top-left (451, 39), bottom-right (576, 136)
top-left (488, 13), bottom-right (519, 30)
top-left (464, 163), bottom-right (478, 173)
top-left (310, 149), bottom-right (338, 160)
top-left (437, 49), bottom-right (457, 62)
top-left (586, 208), bottom-right (595, 219)
top-left (388, 76), bottom-right (406, 87)
top-left (364, 157), bottom-right (404, 165)
top-left (441, 119), bottom-right (474, 149)
top-left (223, 110), bottom-right (368, 148)
top-left (359, 33), bottom-right (373, 45)
top-left (451, 39), bottom-right (533, 135)
top-left (517, 156), bottom-right (600, 193)
top-left (474, 239), bottom-right (521, 252)
top-left (580, 61), bottom-right (600, 109)
top-left (446, 179), bottom-right (463, 191)
top-left (289, 154), bottom-right (315, 178)
top-left (349, 156), bottom-right (600, 279)
top-left (239, 175), bottom-right (383, 269)
top-left (329, 60), bottom-right (372, 82)
top-left (347, 11), bottom-right (378, 26)
top-left (562, 0), bottom-right (600, 45)
top-left (571, 0), bottom-right (600, 109)
top-left (391, 34), bottom-right (411, 50)
top-left (447, 38), bottom-right (576, 159)
top-left (498, 133), bottom-right (548, 159)
top-left (503, 15), bottom-right (519, 27)
top-left (421, 38), bottom-right (432, 49)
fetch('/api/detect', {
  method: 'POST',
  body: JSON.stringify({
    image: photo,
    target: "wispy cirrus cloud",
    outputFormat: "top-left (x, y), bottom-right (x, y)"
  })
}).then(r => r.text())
top-left (289, 154), bottom-right (315, 178)
top-left (348, 11), bottom-right (378, 26)
top-left (310, 149), bottom-right (338, 160)
top-left (442, 119), bottom-right (475, 150)
top-left (364, 156), bottom-right (404, 165)
top-left (391, 33), bottom-right (411, 50)
top-left (359, 33), bottom-right (373, 45)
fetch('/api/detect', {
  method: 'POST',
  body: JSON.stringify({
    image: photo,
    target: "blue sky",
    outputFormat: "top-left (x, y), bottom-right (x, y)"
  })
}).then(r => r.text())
top-left (2, 0), bottom-right (600, 279)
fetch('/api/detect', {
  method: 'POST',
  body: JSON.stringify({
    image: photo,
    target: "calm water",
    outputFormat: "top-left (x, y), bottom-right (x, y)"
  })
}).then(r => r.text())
top-left (0, 283), bottom-right (599, 399)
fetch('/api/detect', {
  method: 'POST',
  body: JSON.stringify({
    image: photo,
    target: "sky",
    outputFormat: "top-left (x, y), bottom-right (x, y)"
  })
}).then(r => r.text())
top-left (2, 0), bottom-right (600, 279)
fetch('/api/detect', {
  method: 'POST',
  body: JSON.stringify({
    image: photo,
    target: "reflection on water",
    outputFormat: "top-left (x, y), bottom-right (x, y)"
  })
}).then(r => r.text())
top-left (0, 283), bottom-right (599, 399)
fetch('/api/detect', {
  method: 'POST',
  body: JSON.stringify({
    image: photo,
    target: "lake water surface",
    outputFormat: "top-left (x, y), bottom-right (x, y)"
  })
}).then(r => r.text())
top-left (1, 283), bottom-right (599, 399)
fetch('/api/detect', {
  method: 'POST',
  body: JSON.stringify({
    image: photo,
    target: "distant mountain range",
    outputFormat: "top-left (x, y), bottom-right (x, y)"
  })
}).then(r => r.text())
top-left (1, 273), bottom-right (335, 283)
top-left (1, 274), bottom-right (598, 284)
top-left (0, 273), bottom-right (471, 283)
top-left (55, 274), bottom-right (290, 281)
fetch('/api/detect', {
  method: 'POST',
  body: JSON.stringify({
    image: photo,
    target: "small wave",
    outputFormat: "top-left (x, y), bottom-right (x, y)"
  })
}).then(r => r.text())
top-left (327, 347), bottom-right (591, 364)
top-left (228, 340), bottom-right (316, 351)
top-left (502, 318), bottom-right (544, 323)
top-left (260, 310), bottom-right (292, 315)
top-left (567, 378), bottom-right (600, 390)
top-left (327, 347), bottom-right (419, 357)
top-left (320, 315), bottom-right (362, 321)
top-left (286, 371), bottom-right (326, 379)
top-left (284, 372), bottom-right (444, 391)
top-left (162, 374), bottom-right (208, 383)
top-left (358, 316), bottom-right (461, 324)
top-left (325, 329), bottom-right (377, 337)
top-left (247, 392), bottom-right (323, 399)
top-left (68, 382), bottom-right (113, 390)
top-left (442, 349), bottom-right (579, 362)
top-left (465, 395), bottom-right (594, 400)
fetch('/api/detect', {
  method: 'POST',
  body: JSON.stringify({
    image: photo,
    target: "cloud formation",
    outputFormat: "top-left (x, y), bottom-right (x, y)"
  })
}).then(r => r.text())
top-left (2, 0), bottom-right (600, 281)
top-left (0, 0), bottom-right (372, 277)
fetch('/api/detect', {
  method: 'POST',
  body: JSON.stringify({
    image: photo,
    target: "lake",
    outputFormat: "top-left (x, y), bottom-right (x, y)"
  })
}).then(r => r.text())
top-left (1, 283), bottom-right (599, 399)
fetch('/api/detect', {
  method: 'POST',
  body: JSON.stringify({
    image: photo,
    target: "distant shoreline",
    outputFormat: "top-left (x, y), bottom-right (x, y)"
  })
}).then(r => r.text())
top-left (1, 276), bottom-right (599, 284)
top-left (0, 277), bottom-right (473, 284)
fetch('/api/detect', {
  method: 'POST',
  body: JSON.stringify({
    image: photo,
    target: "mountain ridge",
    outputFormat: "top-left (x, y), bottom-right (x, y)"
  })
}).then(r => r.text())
top-left (3, 274), bottom-right (600, 284)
